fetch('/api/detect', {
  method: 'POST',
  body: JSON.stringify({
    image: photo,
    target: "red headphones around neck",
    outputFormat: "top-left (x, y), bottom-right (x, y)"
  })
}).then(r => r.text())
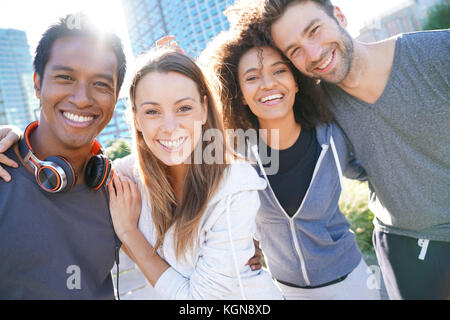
top-left (19, 121), bottom-right (114, 193)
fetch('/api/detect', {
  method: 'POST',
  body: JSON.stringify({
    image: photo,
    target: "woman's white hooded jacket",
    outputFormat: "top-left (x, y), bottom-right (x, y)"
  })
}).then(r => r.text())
top-left (114, 155), bottom-right (284, 300)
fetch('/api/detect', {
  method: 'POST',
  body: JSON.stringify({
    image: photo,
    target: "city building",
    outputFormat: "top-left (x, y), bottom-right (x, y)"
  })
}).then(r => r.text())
top-left (357, 0), bottom-right (443, 42)
top-left (0, 28), bottom-right (38, 128)
top-left (121, 0), bottom-right (234, 58)
top-left (97, 97), bottom-right (132, 146)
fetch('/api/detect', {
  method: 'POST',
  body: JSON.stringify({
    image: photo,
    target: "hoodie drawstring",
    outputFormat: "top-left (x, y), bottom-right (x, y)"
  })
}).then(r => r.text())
top-left (329, 135), bottom-right (347, 206)
top-left (225, 195), bottom-right (247, 300)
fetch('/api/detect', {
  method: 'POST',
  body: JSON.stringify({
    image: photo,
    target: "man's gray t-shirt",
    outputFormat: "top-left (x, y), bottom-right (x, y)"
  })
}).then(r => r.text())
top-left (0, 146), bottom-right (117, 299)
top-left (323, 30), bottom-right (450, 241)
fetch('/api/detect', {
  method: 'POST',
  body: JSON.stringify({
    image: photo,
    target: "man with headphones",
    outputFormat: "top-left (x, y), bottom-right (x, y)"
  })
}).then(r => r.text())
top-left (0, 13), bottom-right (126, 299)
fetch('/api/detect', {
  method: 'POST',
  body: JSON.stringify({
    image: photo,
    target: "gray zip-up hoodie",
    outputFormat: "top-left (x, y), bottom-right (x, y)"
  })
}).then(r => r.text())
top-left (250, 122), bottom-right (365, 287)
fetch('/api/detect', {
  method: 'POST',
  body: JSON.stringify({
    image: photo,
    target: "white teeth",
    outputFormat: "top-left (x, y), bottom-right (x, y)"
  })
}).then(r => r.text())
top-left (63, 112), bottom-right (94, 123)
top-left (159, 137), bottom-right (186, 149)
top-left (261, 94), bottom-right (284, 103)
top-left (317, 52), bottom-right (333, 70)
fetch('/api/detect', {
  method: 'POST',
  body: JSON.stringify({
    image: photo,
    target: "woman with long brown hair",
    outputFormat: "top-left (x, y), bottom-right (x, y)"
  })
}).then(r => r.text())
top-left (107, 48), bottom-right (283, 299)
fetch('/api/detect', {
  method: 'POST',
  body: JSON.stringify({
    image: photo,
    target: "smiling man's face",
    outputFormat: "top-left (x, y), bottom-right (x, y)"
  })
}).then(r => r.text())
top-left (34, 36), bottom-right (118, 150)
top-left (271, 1), bottom-right (354, 84)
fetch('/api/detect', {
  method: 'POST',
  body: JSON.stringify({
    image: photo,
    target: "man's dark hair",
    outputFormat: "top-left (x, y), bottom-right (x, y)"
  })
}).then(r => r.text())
top-left (33, 12), bottom-right (127, 93)
top-left (263, 0), bottom-right (336, 25)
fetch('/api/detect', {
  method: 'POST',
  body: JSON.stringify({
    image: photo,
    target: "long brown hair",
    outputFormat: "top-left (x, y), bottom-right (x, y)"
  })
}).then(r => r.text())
top-left (129, 49), bottom-right (229, 259)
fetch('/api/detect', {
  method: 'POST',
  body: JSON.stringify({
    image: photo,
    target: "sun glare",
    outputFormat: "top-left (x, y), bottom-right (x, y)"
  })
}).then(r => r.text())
top-left (81, 2), bottom-right (124, 35)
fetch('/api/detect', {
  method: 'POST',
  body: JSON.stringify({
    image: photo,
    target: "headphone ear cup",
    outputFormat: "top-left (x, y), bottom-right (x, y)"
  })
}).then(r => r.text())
top-left (85, 155), bottom-right (112, 190)
top-left (45, 156), bottom-right (77, 192)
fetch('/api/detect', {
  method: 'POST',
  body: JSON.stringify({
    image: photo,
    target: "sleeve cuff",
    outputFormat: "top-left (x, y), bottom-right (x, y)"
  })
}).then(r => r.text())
top-left (154, 267), bottom-right (190, 300)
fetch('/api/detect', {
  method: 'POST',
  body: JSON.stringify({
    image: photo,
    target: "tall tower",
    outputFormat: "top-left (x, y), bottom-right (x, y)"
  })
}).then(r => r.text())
top-left (0, 28), bottom-right (38, 128)
top-left (121, 0), bottom-right (234, 58)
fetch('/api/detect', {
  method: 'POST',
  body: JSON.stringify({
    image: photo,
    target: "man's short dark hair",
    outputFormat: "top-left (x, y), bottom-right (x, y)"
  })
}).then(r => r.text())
top-left (263, 0), bottom-right (336, 25)
top-left (33, 12), bottom-right (127, 93)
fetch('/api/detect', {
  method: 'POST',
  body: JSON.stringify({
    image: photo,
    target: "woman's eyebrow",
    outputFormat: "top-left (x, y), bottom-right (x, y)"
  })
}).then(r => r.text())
top-left (174, 97), bottom-right (196, 104)
top-left (242, 67), bottom-right (259, 76)
top-left (139, 97), bottom-right (196, 108)
top-left (271, 61), bottom-right (287, 67)
top-left (140, 101), bottom-right (159, 108)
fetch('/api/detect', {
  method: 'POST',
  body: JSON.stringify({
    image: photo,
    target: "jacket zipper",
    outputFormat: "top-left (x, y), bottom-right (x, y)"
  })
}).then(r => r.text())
top-left (252, 144), bottom-right (329, 287)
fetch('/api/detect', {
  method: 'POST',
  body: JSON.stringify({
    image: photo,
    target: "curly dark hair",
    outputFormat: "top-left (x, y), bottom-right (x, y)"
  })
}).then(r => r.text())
top-left (200, 3), bottom-right (333, 131)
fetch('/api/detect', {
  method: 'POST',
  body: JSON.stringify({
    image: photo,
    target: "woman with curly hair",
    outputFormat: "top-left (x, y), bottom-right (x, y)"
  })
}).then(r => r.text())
top-left (198, 6), bottom-right (380, 299)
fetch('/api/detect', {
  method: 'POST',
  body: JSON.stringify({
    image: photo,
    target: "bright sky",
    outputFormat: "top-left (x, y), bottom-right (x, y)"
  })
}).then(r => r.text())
top-left (0, 0), bottom-right (408, 87)
top-left (333, 0), bottom-right (409, 35)
top-left (0, 0), bottom-right (132, 57)
top-left (0, 0), bottom-right (409, 56)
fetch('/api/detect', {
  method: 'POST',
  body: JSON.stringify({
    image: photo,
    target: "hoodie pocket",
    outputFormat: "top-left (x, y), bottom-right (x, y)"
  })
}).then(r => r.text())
top-left (256, 218), bottom-right (302, 279)
top-left (325, 209), bottom-right (353, 244)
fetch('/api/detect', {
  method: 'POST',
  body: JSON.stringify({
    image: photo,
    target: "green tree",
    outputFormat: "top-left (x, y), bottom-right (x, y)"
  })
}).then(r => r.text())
top-left (423, 0), bottom-right (450, 30)
top-left (105, 139), bottom-right (131, 161)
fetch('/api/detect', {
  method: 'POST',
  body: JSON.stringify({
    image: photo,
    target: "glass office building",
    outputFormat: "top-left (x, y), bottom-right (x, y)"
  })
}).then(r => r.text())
top-left (121, 0), bottom-right (234, 58)
top-left (98, 97), bottom-right (132, 146)
top-left (0, 28), bottom-right (38, 128)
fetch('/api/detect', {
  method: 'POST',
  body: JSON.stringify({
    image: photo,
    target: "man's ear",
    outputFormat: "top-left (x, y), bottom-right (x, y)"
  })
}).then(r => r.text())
top-left (333, 6), bottom-right (348, 29)
top-left (33, 72), bottom-right (41, 99)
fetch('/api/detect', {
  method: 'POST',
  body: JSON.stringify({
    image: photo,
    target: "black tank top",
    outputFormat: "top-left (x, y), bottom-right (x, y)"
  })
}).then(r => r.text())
top-left (262, 126), bottom-right (319, 217)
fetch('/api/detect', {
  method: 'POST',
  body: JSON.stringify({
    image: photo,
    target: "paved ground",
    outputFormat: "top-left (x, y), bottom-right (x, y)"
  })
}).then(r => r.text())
top-left (111, 250), bottom-right (159, 300)
top-left (111, 250), bottom-right (389, 300)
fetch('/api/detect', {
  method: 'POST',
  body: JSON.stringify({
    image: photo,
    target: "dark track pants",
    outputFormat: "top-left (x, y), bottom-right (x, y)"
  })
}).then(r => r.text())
top-left (373, 229), bottom-right (450, 300)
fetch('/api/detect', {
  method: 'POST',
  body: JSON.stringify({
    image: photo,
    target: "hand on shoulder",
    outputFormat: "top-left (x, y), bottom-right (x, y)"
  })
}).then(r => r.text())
top-left (0, 125), bottom-right (21, 182)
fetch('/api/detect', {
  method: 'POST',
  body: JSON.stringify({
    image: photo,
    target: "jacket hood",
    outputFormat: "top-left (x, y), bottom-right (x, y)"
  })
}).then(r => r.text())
top-left (315, 122), bottom-right (334, 146)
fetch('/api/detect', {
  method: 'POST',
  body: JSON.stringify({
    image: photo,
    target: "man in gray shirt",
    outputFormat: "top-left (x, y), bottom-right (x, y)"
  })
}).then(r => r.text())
top-left (259, 0), bottom-right (449, 299)
top-left (0, 13), bottom-right (126, 299)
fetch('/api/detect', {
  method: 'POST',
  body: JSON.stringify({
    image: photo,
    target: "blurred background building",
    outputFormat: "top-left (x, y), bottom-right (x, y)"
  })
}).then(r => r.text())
top-left (121, 0), bottom-right (234, 58)
top-left (357, 0), bottom-right (444, 42)
top-left (97, 97), bottom-right (132, 146)
top-left (0, 28), bottom-right (38, 128)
